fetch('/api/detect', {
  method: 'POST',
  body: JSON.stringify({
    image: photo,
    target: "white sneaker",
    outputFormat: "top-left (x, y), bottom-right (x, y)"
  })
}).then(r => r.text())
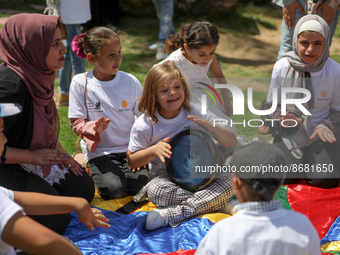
top-left (156, 42), bottom-right (168, 60)
top-left (149, 42), bottom-right (158, 51)
top-left (146, 208), bottom-right (169, 230)
top-left (221, 199), bottom-right (240, 215)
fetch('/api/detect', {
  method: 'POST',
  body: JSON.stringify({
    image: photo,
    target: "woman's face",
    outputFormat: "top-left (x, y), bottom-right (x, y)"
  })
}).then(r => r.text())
top-left (45, 27), bottom-right (67, 71)
top-left (297, 31), bottom-right (325, 64)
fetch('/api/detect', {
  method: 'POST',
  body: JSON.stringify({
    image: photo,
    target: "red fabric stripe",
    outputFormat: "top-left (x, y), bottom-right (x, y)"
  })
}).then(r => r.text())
top-left (287, 180), bottom-right (340, 239)
top-left (137, 249), bottom-right (196, 255)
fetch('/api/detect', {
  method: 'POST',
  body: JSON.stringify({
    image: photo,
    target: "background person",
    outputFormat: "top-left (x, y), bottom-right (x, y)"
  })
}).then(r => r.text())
top-left (57, 0), bottom-right (91, 107)
top-left (274, 0), bottom-right (340, 57)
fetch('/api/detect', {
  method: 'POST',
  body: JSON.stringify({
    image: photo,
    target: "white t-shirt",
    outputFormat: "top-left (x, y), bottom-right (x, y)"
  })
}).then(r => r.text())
top-left (267, 57), bottom-right (340, 130)
top-left (156, 48), bottom-right (212, 90)
top-left (195, 207), bottom-right (320, 255)
top-left (128, 104), bottom-right (232, 175)
top-left (69, 71), bottom-right (142, 162)
top-left (59, 0), bottom-right (91, 25)
top-left (0, 187), bottom-right (24, 255)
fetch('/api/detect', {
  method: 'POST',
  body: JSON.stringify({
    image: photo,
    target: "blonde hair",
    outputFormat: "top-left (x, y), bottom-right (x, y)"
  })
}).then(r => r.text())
top-left (139, 61), bottom-right (190, 123)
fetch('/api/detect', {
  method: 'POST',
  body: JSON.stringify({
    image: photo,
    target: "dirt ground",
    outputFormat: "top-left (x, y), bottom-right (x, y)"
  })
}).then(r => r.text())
top-left (216, 17), bottom-right (340, 91)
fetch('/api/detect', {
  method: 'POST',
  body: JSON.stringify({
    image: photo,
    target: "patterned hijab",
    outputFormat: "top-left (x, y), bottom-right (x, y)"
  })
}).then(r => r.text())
top-left (0, 14), bottom-right (61, 175)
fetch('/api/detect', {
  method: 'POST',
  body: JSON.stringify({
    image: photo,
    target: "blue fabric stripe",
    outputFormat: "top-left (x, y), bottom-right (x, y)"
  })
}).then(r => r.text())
top-left (63, 208), bottom-right (214, 254)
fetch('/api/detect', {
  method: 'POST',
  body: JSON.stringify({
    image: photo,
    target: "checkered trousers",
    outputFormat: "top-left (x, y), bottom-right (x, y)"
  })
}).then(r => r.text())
top-left (147, 175), bottom-right (234, 227)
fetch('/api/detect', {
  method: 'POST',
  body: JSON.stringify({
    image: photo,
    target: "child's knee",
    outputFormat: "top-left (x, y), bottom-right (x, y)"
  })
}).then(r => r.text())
top-left (96, 176), bottom-right (127, 200)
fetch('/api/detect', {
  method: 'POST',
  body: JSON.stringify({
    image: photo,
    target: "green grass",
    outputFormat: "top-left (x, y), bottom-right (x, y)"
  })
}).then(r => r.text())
top-left (0, 0), bottom-right (46, 12)
top-left (3, 2), bottom-right (340, 154)
top-left (57, 106), bottom-right (78, 155)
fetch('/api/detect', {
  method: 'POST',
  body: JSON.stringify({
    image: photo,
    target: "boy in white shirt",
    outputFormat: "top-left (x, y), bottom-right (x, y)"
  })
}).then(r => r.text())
top-left (195, 142), bottom-right (320, 255)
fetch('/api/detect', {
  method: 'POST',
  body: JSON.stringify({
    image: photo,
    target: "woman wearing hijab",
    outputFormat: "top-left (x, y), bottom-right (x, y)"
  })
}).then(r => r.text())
top-left (261, 15), bottom-right (340, 189)
top-left (0, 13), bottom-right (95, 233)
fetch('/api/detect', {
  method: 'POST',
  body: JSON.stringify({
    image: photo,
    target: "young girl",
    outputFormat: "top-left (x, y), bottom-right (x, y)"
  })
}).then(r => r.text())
top-left (261, 15), bottom-right (340, 188)
top-left (69, 27), bottom-right (149, 200)
top-left (156, 20), bottom-right (234, 126)
top-left (127, 61), bottom-right (237, 230)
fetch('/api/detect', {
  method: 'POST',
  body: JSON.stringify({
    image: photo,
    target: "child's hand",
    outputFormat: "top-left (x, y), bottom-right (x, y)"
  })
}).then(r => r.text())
top-left (154, 137), bottom-right (172, 163)
top-left (310, 127), bottom-right (336, 143)
top-left (76, 202), bottom-right (110, 231)
top-left (187, 115), bottom-right (213, 131)
top-left (259, 126), bottom-right (270, 134)
top-left (126, 149), bottom-right (146, 172)
top-left (224, 101), bottom-right (233, 117)
top-left (94, 116), bottom-right (111, 135)
top-left (279, 113), bottom-right (302, 128)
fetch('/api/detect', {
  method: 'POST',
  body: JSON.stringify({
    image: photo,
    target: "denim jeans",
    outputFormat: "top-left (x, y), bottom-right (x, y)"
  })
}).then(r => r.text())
top-left (58, 24), bottom-right (85, 95)
top-left (278, 9), bottom-right (340, 58)
top-left (151, 0), bottom-right (174, 43)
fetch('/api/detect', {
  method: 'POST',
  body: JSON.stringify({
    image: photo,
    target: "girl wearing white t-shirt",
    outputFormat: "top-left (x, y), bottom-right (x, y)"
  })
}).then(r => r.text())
top-left (261, 15), bottom-right (340, 188)
top-left (69, 27), bottom-right (149, 200)
top-left (155, 20), bottom-right (235, 123)
top-left (127, 61), bottom-right (236, 230)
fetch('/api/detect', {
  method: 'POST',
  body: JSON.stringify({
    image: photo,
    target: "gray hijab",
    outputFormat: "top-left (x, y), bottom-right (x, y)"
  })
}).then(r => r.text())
top-left (278, 15), bottom-right (329, 159)
top-left (280, 14), bottom-right (330, 72)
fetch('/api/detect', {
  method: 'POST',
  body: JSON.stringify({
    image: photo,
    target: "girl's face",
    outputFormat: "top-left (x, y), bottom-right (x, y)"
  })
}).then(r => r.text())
top-left (297, 31), bottom-right (325, 64)
top-left (156, 76), bottom-right (185, 119)
top-left (0, 118), bottom-right (7, 156)
top-left (89, 37), bottom-right (122, 81)
top-left (46, 27), bottom-right (67, 71)
top-left (184, 44), bottom-right (217, 67)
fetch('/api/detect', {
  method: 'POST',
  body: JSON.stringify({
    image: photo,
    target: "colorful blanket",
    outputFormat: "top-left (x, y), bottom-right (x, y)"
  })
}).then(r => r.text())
top-left (63, 181), bottom-right (340, 254)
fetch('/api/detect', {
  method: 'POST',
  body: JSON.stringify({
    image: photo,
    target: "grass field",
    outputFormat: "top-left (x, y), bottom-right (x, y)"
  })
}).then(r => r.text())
top-left (1, 2), bottom-right (340, 154)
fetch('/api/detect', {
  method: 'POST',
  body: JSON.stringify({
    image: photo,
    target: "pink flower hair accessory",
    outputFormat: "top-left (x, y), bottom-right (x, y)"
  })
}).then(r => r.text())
top-left (71, 33), bottom-right (86, 59)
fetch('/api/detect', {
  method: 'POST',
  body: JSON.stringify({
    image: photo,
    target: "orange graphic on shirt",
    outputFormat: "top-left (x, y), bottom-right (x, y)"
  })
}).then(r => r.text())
top-left (121, 100), bottom-right (128, 108)
top-left (320, 90), bottom-right (327, 98)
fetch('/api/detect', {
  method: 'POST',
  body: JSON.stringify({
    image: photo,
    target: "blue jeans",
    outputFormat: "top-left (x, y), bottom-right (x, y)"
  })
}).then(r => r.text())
top-left (278, 9), bottom-right (340, 58)
top-left (151, 0), bottom-right (174, 43)
top-left (58, 24), bottom-right (85, 95)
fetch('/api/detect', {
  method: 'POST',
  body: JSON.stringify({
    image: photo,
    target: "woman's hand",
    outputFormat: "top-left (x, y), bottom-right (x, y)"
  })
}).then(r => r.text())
top-left (154, 137), bottom-right (172, 163)
top-left (279, 113), bottom-right (302, 128)
top-left (310, 126), bottom-right (336, 143)
top-left (59, 156), bottom-right (84, 176)
top-left (94, 116), bottom-right (111, 135)
top-left (31, 148), bottom-right (68, 165)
